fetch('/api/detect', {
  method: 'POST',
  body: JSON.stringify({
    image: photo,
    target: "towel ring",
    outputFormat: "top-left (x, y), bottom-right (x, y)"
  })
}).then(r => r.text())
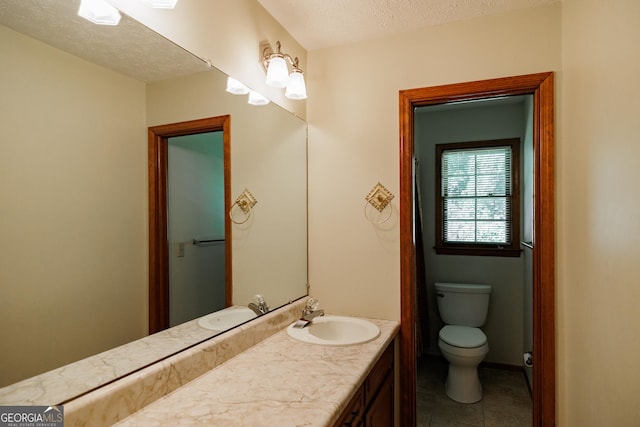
top-left (229, 201), bottom-right (252, 224)
top-left (364, 182), bottom-right (394, 224)
top-left (229, 189), bottom-right (257, 225)
top-left (364, 200), bottom-right (393, 224)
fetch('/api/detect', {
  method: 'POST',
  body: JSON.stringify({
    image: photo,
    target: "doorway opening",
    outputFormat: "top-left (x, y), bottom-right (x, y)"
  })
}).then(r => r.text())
top-left (148, 116), bottom-right (231, 334)
top-left (399, 73), bottom-right (555, 426)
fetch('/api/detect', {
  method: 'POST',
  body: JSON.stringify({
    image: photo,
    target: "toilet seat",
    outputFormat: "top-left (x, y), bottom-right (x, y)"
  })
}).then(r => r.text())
top-left (439, 325), bottom-right (487, 348)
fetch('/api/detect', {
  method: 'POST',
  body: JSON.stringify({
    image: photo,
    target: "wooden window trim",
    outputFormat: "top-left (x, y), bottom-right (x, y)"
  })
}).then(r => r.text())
top-left (435, 138), bottom-right (521, 257)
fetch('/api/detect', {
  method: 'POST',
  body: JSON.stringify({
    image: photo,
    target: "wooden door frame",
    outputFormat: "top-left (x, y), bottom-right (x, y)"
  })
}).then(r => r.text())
top-left (399, 72), bottom-right (555, 426)
top-left (148, 115), bottom-right (232, 334)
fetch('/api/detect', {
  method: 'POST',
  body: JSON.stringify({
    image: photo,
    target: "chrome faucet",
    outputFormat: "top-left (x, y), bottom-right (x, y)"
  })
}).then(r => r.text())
top-left (248, 294), bottom-right (269, 315)
top-left (302, 308), bottom-right (325, 321)
top-left (293, 298), bottom-right (325, 328)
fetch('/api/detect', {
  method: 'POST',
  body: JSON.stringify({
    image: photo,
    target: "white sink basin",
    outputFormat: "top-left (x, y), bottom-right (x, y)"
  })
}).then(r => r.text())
top-left (198, 306), bottom-right (257, 331)
top-left (286, 315), bottom-right (380, 346)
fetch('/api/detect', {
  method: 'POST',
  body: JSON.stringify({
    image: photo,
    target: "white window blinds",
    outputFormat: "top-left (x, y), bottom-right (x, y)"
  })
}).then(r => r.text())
top-left (441, 146), bottom-right (512, 244)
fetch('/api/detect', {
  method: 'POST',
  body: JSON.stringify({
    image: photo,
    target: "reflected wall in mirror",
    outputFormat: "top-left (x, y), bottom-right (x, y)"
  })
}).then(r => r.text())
top-left (0, 1), bottom-right (307, 403)
top-left (146, 68), bottom-right (308, 335)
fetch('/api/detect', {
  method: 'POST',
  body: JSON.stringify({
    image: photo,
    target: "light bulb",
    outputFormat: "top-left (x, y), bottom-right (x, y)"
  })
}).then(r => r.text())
top-left (225, 77), bottom-right (250, 95)
top-left (78, 0), bottom-right (121, 26)
top-left (248, 91), bottom-right (270, 106)
top-left (265, 56), bottom-right (289, 88)
top-left (141, 0), bottom-right (179, 8)
top-left (285, 71), bottom-right (307, 100)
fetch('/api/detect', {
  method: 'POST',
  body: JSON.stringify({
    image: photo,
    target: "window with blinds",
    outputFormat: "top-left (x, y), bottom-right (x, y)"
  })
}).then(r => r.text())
top-left (435, 139), bottom-right (521, 256)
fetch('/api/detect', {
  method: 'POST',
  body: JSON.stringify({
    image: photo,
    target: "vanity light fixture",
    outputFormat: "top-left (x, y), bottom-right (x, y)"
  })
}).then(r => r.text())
top-left (141, 0), bottom-right (179, 8)
top-left (226, 77), bottom-right (250, 95)
top-left (285, 68), bottom-right (307, 100)
top-left (248, 90), bottom-right (270, 106)
top-left (226, 76), bottom-right (249, 95)
top-left (261, 41), bottom-right (307, 100)
top-left (78, 0), bottom-right (121, 26)
top-left (225, 77), bottom-right (269, 106)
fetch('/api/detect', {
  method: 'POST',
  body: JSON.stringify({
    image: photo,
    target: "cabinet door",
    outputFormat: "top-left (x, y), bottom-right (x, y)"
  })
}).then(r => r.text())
top-left (365, 376), bottom-right (393, 427)
top-left (365, 346), bottom-right (393, 405)
top-left (334, 386), bottom-right (365, 427)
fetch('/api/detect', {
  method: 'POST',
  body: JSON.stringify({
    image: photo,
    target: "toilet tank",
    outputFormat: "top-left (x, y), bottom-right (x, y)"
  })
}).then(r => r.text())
top-left (435, 282), bottom-right (491, 327)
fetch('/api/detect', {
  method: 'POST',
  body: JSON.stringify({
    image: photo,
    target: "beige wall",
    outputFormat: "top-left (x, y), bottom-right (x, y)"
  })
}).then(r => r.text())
top-left (0, 26), bottom-right (148, 386)
top-left (306, 3), bottom-right (562, 322)
top-left (560, 0), bottom-right (640, 424)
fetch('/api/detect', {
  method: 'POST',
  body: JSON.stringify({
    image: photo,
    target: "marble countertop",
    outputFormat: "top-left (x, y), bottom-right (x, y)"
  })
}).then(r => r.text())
top-left (0, 306), bottom-right (252, 406)
top-left (115, 317), bottom-right (399, 427)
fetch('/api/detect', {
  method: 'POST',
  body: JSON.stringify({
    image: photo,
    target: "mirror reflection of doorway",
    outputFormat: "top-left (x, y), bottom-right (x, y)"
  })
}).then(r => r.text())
top-left (148, 116), bottom-right (231, 334)
top-left (167, 132), bottom-right (226, 327)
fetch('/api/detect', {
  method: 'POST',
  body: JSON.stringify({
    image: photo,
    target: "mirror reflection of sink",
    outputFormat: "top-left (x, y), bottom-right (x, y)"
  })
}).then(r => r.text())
top-left (198, 306), bottom-right (257, 331)
top-left (286, 315), bottom-right (380, 346)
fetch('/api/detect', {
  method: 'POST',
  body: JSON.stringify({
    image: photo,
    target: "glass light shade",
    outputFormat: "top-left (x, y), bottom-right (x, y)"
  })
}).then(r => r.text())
top-left (226, 77), bottom-right (250, 95)
top-left (78, 0), bottom-right (121, 25)
top-left (248, 91), bottom-right (270, 106)
top-left (265, 56), bottom-right (289, 88)
top-left (285, 71), bottom-right (307, 100)
top-left (141, 0), bottom-right (179, 8)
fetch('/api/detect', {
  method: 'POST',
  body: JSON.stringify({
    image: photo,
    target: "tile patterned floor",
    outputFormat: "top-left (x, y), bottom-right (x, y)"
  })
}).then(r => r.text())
top-left (417, 357), bottom-right (532, 427)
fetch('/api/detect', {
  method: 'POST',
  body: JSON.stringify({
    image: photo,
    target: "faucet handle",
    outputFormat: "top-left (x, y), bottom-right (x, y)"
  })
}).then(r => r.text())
top-left (304, 297), bottom-right (320, 314)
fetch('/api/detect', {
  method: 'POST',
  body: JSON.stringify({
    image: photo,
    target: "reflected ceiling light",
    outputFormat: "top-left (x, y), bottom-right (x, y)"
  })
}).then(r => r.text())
top-left (226, 77), bottom-right (250, 95)
top-left (248, 91), bottom-right (270, 106)
top-left (261, 41), bottom-right (307, 100)
top-left (141, 0), bottom-right (179, 8)
top-left (78, 0), bottom-right (121, 26)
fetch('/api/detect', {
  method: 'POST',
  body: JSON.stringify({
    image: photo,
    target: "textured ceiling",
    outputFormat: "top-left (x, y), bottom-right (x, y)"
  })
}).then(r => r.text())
top-left (0, 0), bottom-right (558, 81)
top-left (0, 0), bottom-right (208, 82)
top-left (257, 0), bottom-right (558, 50)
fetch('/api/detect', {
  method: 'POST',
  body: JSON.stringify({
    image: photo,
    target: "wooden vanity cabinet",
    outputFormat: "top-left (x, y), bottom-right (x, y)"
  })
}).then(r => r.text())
top-left (335, 386), bottom-right (365, 427)
top-left (333, 345), bottom-right (394, 427)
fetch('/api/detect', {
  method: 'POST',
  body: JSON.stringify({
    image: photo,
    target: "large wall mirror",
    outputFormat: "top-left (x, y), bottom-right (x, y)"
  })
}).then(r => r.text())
top-left (0, 0), bottom-right (307, 404)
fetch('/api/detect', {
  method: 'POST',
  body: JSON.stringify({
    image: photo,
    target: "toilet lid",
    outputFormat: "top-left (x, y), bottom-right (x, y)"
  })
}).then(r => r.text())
top-left (439, 325), bottom-right (487, 348)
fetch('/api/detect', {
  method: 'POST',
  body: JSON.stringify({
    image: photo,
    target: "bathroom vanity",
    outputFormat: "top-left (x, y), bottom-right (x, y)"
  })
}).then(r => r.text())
top-left (333, 344), bottom-right (394, 427)
top-left (55, 299), bottom-right (398, 426)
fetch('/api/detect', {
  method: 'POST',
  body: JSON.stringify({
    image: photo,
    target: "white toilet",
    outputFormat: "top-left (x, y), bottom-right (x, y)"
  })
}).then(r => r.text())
top-left (435, 282), bottom-right (491, 404)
